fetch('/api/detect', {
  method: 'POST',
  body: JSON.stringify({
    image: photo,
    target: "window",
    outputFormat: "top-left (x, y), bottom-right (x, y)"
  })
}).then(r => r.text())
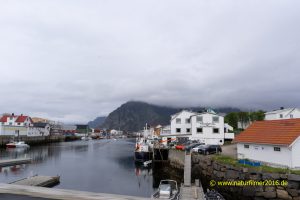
top-left (280, 114), bottom-right (283, 118)
top-left (186, 128), bottom-right (190, 133)
top-left (244, 144), bottom-right (249, 149)
top-left (196, 128), bottom-right (203, 133)
top-left (9, 117), bottom-right (13, 120)
top-left (9, 122), bottom-right (12, 125)
top-left (213, 128), bottom-right (219, 133)
top-left (196, 116), bottom-right (203, 123)
top-left (290, 114), bottom-right (293, 119)
top-left (17, 123), bottom-right (20, 125)
top-left (213, 116), bottom-right (219, 123)
top-left (176, 128), bottom-right (181, 133)
top-left (185, 118), bottom-right (190, 124)
top-left (274, 147), bottom-right (281, 152)
top-left (176, 118), bottom-right (181, 124)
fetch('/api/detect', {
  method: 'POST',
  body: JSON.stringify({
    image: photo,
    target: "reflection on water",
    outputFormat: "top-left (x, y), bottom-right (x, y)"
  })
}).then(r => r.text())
top-left (0, 139), bottom-right (181, 197)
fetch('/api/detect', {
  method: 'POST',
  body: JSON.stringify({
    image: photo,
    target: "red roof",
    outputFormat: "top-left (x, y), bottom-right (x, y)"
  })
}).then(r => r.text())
top-left (0, 115), bottom-right (16, 122)
top-left (15, 116), bottom-right (29, 123)
top-left (234, 119), bottom-right (300, 146)
top-left (0, 115), bottom-right (33, 124)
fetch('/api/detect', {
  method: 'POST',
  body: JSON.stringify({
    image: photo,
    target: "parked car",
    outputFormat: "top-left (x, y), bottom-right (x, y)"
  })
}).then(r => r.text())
top-left (175, 140), bottom-right (198, 151)
top-left (191, 144), bottom-right (206, 152)
top-left (185, 143), bottom-right (204, 152)
top-left (198, 145), bottom-right (222, 155)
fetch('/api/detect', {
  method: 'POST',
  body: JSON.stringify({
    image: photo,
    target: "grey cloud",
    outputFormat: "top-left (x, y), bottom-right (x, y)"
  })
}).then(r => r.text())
top-left (0, 0), bottom-right (300, 123)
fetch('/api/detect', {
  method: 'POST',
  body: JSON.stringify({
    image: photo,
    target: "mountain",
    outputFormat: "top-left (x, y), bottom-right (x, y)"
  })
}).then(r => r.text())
top-left (97, 101), bottom-right (241, 132)
top-left (100, 101), bottom-right (180, 132)
top-left (88, 116), bottom-right (106, 128)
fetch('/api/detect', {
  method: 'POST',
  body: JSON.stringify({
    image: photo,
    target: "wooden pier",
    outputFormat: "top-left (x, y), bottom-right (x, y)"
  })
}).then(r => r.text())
top-left (10, 175), bottom-right (60, 187)
top-left (0, 158), bottom-right (31, 167)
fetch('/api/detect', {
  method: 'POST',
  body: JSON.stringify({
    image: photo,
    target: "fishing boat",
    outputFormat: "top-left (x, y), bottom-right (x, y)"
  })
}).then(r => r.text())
top-left (6, 141), bottom-right (30, 148)
top-left (134, 137), bottom-right (153, 162)
top-left (152, 180), bottom-right (180, 199)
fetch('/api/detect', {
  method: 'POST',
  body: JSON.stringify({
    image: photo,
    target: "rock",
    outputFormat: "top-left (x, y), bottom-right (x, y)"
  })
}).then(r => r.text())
top-left (225, 170), bottom-right (239, 179)
top-left (287, 181), bottom-right (299, 189)
top-left (288, 174), bottom-right (300, 181)
top-left (243, 187), bottom-right (256, 197)
top-left (287, 188), bottom-right (298, 197)
top-left (255, 186), bottom-right (264, 192)
top-left (293, 197), bottom-right (300, 200)
top-left (277, 189), bottom-right (292, 199)
top-left (215, 171), bottom-right (225, 178)
top-left (280, 174), bottom-right (288, 179)
top-left (262, 173), bottom-right (280, 180)
top-left (213, 163), bottom-right (221, 171)
top-left (254, 196), bottom-right (265, 200)
top-left (262, 191), bottom-right (277, 198)
top-left (265, 186), bottom-right (275, 192)
top-left (242, 167), bottom-right (248, 173)
top-left (250, 173), bottom-right (262, 180)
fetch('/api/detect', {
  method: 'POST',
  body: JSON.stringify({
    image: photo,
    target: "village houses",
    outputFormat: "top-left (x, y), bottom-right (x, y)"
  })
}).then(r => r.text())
top-left (0, 113), bottom-right (50, 137)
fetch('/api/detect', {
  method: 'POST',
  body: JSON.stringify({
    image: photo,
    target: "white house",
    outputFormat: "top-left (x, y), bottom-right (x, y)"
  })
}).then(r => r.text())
top-left (0, 114), bottom-right (50, 137)
top-left (235, 119), bottom-right (300, 169)
top-left (265, 107), bottom-right (300, 120)
top-left (168, 109), bottom-right (234, 145)
top-left (0, 114), bottom-right (33, 127)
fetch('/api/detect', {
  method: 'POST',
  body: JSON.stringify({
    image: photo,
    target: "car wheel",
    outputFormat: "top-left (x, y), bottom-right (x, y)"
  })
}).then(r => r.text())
top-left (205, 151), bottom-right (209, 155)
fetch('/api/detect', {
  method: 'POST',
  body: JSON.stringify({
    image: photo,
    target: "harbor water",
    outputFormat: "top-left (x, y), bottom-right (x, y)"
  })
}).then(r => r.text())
top-left (0, 139), bottom-right (182, 198)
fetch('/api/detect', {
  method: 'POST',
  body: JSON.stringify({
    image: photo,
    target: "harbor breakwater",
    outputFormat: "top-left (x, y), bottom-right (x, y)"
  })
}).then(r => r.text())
top-left (168, 149), bottom-right (300, 200)
top-left (0, 135), bottom-right (65, 147)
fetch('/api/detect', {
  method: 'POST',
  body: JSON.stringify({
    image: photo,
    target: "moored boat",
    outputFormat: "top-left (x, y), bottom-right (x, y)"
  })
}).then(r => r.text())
top-left (6, 141), bottom-right (30, 148)
top-left (152, 180), bottom-right (180, 199)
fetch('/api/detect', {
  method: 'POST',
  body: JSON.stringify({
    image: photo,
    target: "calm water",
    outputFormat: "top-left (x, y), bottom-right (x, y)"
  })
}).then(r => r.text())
top-left (0, 139), bottom-right (180, 197)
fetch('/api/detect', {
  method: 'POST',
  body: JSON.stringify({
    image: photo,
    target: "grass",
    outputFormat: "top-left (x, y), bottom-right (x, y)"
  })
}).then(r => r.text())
top-left (212, 155), bottom-right (300, 175)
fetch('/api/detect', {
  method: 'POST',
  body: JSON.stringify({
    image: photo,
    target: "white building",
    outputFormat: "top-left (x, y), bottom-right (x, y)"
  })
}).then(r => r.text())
top-left (235, 119), bottom-right (300, 169)
top-left (0, 114), bottom-right (33, 127)
top-left (265, 107), bottom-right (300, 120)
top-left (168, 110), bottom-right (234, 145)
top-left (0, 114), bottom-right (50, 137)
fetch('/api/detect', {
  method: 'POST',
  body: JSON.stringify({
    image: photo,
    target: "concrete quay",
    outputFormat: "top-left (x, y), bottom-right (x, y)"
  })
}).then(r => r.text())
top-left (0, 183), bottom-right (150, 200)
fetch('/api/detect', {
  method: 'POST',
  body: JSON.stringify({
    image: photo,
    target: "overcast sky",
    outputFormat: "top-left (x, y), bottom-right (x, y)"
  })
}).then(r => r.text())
top-left (0, 0), bottom-right (299, 123)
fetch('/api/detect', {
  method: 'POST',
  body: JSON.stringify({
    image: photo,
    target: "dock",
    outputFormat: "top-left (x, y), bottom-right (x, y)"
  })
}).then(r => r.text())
top-left (10, 175), bottom-right (60, 187)
top-left (0, 183), bottom-right (150, 200)
top-left (180, 152), bottom-right (205, 200)
top-left (0, 158), bottom-right (31, 167)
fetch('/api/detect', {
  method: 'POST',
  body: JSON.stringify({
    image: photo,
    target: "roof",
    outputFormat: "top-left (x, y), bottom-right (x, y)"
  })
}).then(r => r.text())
top-left (15, 116), bottom-right (29, 123)
top-left (0, 115), bottom-right (18, 122)
top-left (265, 108), bottom-right (298, 115)
top-left (234, 119), bottom-right (300, 146)
top-left (0, 115), bottom-right (33, 124)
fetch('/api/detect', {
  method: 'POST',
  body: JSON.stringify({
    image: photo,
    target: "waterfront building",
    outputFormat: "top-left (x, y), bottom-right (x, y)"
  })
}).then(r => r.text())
top-left (265, 107), bottom-right (300, 120)
top-left (167, 109), bottom-right (234, 145)
top-left (0, 113), bottom-right (33, 127)
top-left (0, 113), bottom-right (50, 137)
top-left (235, 119), bottom-right (300, 168)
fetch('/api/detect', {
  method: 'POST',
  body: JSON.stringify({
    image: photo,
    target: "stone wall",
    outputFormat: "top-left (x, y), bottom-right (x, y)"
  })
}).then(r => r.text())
top-left (0, 135), bottom-right (65, 147)
top-left (192, 154), bottom-right (300, 200)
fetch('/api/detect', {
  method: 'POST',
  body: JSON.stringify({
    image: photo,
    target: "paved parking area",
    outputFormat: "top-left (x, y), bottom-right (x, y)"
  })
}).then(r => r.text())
top-left (221, 144), bottom-right (237, 159)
